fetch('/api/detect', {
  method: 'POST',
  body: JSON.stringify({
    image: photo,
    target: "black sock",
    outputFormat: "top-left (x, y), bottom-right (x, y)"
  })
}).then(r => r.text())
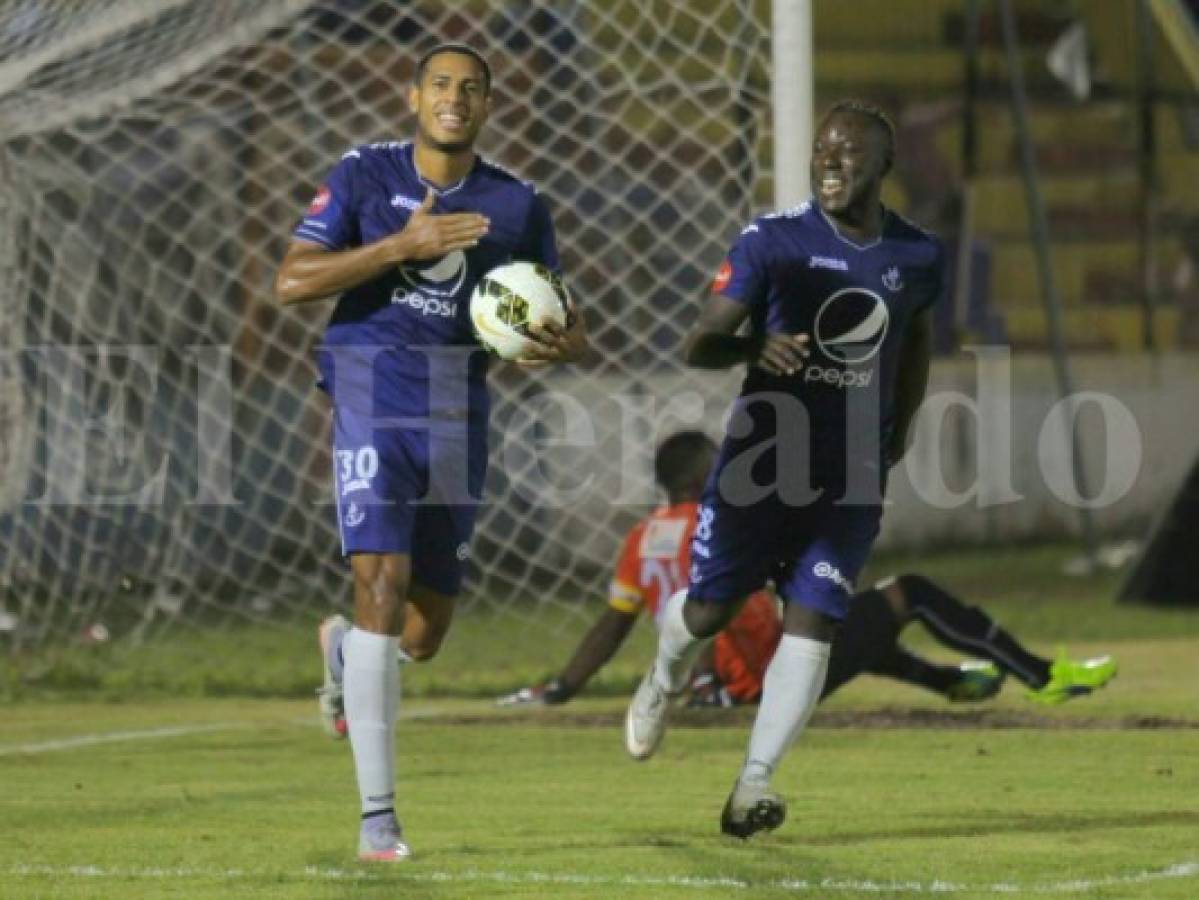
top-left (870, 645), bottom-right (962, 695)
top-left (898, 574), bottom-right (1051, 688)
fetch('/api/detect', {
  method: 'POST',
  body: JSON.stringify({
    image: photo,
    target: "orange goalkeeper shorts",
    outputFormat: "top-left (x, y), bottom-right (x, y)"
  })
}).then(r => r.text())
top-left (713, 591), bottom-right (782, 703)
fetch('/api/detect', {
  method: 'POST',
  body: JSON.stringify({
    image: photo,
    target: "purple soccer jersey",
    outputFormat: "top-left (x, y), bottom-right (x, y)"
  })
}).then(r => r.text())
top-left (295, 140), bottom-right (559, 423)
top-left (689, 200), bottom-right (945, 616)
top-left (714, 199), bottom-right (945, 463)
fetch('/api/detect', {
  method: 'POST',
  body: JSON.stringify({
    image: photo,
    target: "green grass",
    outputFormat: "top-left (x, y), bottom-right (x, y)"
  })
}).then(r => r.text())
top-left (6, 542), bottom-right (1199, 702)
top-left (2, 698), bottom-right (1198, 898)
top-left (3, 544), bottom-right (1199, 897)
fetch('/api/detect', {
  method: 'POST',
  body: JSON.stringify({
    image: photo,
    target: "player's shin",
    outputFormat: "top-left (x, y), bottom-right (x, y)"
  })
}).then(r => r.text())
top-left (741, 634), bottom-right (830, 786)
top-left (343, 628), bottom-right (401, 816)
top-left (652, 589), bottom-right (711, 692)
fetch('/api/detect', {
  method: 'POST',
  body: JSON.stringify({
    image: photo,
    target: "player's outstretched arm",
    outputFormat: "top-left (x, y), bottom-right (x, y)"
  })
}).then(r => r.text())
top-left (497, 606), bottom-right (636, 706)
top-left (682, 295), bottom-right (809, 375)
top-left (552, 606), bottom-right (638, 700)
top-left (274, 189), bottom-right (489, 305)
top-left (887, 307), bottom-right (933, 465)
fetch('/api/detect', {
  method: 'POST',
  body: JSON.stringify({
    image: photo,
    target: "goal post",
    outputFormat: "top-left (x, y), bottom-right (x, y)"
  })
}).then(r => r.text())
top-left (770, 0), bottom-right (814, 208)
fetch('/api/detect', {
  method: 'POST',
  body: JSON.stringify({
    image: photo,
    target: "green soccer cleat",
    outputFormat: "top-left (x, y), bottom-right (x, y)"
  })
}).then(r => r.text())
top-left (1026, 653), bottom-right (1117, 705)
top-left (945, 660), bottom-right (1005, 703)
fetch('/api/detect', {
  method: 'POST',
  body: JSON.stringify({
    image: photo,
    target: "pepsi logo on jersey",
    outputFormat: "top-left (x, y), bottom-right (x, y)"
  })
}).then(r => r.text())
top-left (805, 287), bottom-right (890, 389)
top-left (389, 250), bottom-right (468, 316)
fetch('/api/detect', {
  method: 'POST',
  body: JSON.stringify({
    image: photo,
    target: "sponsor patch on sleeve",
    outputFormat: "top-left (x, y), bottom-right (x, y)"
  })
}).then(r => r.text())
top-left (307, 185), bottom-right (331, 215)
top-left (711, 260), bottom-right (732, 293)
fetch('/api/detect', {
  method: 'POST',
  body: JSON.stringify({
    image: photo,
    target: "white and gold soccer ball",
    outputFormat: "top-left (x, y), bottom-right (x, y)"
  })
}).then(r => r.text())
top-left (469, 261), bottom-right (571, 360)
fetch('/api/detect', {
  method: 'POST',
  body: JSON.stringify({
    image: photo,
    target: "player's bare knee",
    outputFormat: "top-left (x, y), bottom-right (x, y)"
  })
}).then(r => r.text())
top-left (782, 602), bottom-right (840, 642)
top-left (402, 615), bottom-right (451, 661)
top-left (401, 636), bottom-right (442, 662)
top-left (683, 596), bottom-right (736, 638)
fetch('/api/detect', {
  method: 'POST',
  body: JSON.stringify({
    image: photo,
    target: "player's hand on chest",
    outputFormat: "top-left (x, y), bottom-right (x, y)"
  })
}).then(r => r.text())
top-left (358, 191), bottom-right (521, 257)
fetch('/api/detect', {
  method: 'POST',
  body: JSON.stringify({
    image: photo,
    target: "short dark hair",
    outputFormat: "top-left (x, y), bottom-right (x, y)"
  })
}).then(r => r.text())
top-left (415, 42), bottom-right (492, 94)
top-left (823, 99), bottom-right (895, 173)
top-left (654, 431), bottom-right (716, 497)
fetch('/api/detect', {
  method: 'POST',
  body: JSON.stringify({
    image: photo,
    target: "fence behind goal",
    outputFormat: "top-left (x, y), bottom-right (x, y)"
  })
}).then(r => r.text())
top-left (0, 0), bottom-right (772, 651)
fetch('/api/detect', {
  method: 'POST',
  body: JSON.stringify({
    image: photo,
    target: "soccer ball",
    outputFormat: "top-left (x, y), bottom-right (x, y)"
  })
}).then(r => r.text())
top-left (469, 261), bottom-right (571, 360)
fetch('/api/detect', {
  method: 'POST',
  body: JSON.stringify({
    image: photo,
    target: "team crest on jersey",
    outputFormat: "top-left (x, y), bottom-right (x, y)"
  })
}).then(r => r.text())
top-left (712, 260), bottom-right (733, 293)
top-left (344, 502), bottom-right (365, 528)
top-left (882, 266), bottom-right (904, 292)
top-left (307, 185), bottom-right (331, 215)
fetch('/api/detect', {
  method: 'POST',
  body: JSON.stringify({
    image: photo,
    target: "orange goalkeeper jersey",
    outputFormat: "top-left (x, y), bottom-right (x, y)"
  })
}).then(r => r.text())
top-left (608, 502), bottom-right (781, 702)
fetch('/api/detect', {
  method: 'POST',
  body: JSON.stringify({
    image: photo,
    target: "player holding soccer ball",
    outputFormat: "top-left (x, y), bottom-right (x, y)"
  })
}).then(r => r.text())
top-left (274, 43), bottom-right (587, 861)
top-left (498, 432), bottom-right (1116, 711)
top-left (624, 100), bottom-right (943, 839)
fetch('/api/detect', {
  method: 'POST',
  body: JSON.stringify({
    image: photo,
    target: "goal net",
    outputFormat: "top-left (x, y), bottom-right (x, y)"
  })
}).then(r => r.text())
top-left (0, 0), bottom-right (771, 654)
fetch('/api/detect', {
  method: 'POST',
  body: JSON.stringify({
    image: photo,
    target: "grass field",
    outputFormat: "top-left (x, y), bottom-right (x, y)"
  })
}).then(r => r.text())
top-left (3, 544), bottom-right (1199, 898)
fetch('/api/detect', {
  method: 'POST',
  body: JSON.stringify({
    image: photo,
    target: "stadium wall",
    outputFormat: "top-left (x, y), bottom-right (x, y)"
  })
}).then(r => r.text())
top-left (536, 353), bottom-right (1199, 554)
top-left (882, 352), bottom-right (1199, 549)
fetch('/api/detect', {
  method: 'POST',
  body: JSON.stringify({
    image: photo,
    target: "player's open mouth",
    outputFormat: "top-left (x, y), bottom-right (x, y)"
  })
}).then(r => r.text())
top-left (820, 174), bottom-right (845, 197)
top-left (436, 112), bottom-right (467, 130)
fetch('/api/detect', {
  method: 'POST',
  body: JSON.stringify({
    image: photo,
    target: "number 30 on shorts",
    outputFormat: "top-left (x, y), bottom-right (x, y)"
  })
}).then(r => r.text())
top-left (337, 446), bottom-right (379, 495)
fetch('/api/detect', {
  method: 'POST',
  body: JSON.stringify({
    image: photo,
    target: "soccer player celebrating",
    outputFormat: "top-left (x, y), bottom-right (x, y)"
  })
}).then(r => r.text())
top-left (274, 43), bottom-right (587, 861)
top-left (624, 100), bottom-right (942, 839)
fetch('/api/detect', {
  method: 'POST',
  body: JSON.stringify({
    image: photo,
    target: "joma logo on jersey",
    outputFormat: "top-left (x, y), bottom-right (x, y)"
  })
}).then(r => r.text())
top-left (808, 255), bottom-right (849, 271)
top-left (805, 287), bottom-right (890, 389)
top-left (391, 193), bottom-right (422, 211)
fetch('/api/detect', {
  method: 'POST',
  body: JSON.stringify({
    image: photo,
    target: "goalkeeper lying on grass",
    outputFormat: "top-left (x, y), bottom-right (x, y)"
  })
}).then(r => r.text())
top-left (493, 431), bottom-right (1117, 710)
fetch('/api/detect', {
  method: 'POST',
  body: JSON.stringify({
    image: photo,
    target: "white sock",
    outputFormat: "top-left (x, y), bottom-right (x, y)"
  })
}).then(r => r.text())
top-left (741, 634), bottom-right (830, 786)
top-left (342, 628), bottom-right (400, 817)
top-left (652, 590), bottom-right (709, 692)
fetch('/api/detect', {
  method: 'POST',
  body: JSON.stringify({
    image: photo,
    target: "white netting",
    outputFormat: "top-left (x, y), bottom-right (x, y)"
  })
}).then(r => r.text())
top-left (0, 0), bottom-right (772, 649)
